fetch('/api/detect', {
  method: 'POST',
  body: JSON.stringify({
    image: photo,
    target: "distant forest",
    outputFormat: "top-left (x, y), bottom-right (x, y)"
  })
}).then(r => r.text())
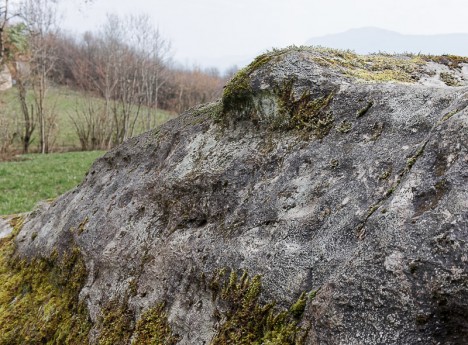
top-left (0, 0), bottom-right (237, 156)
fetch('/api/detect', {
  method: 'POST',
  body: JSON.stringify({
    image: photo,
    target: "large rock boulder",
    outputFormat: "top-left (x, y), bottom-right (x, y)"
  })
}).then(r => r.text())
top-left (8, 48), bottom-right (468, 344)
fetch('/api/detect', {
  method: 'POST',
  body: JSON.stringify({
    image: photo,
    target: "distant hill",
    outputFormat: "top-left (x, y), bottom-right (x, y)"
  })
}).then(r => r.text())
top-left (306, 27), bottom-right (468, 56)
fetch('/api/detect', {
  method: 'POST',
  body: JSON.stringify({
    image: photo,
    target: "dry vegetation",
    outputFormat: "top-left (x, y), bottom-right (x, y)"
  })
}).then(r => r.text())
top-left (0, 0), bottom-right (230, 157)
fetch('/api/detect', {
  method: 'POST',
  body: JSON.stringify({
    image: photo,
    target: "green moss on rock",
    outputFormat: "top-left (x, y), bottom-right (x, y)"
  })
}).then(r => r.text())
top-left (96, 298), bottom-right (179, 345)
top-left (0, 218), bottom-right (92, 345)
top-left (289, 292), bottom-right (307, 319)
top-left (96, 299), bottom-right (134, 345)
top-left (132, 303), bottom-right (180, 345)
top-left (272, 79), bottom-right (335, 137)
top-left (356, 101), bottom-right (374, 118)
top-left (211, 270), bottom-right (307, 345)
top-left (221, 54), bottom-right (273, 117)
top-left (290, 93), bottom-right (334, 138)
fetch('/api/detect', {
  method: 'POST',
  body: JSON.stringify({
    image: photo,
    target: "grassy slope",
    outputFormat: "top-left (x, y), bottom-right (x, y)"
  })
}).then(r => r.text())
top-left (0, 151), bottom-right (104, 215)
top-left (0, 86), bottom-right (175, 151)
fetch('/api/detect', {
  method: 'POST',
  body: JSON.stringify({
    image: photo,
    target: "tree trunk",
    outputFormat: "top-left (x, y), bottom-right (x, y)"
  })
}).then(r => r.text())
top-left (17, 81), bottom-right (35, 154)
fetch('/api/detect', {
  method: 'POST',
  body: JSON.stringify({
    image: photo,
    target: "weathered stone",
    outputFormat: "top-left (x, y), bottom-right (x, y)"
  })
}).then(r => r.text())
top-left (13, 48), bottom-right (468, 344)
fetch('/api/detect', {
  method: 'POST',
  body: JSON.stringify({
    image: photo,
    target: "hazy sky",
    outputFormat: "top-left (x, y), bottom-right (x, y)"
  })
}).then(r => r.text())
top-left (59, 0), bottom-right (468, 70)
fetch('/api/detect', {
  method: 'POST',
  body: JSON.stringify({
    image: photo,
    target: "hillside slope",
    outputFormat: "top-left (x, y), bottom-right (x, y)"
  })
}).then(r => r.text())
top-left (4, 47), bottom-right (468, 344)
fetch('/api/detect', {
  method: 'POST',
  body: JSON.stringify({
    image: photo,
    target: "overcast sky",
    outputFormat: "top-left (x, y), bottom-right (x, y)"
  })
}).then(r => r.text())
top-left (59, 0), bottom-right (468, 70)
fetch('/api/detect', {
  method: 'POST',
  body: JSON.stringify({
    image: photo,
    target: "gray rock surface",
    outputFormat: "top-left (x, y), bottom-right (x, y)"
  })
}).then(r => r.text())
top-left (15, 48), bottom-right (468, 344)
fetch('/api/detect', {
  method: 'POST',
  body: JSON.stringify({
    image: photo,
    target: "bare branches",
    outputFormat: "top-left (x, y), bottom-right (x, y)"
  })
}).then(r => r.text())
top-left (0, 0), bottom-right (9, 60)
top-left (2, 5), bottom-right (226, 155)
top-left (17, 0), bottom-right (60, 153)
top-left (69, 96), bottom-right (113, 151)
top-left (63, 14), bottom-right (174, 145)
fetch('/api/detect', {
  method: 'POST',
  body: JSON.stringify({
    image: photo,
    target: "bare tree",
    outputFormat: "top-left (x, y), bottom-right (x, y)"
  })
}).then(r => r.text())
top-left (69, 96), bottom-right (112, 151)
top-left (0, 115), bottom-right (16, 156)
top-left (0, 11), bottom-right (16, 157)
top-left (54, 26), bottom-right (122, 146)
top-left (128, 15), bottom-right (172, 131)
top-left (82, 30), bottom-right (119, 143)
top-left (165, 66), bottom-right (224, 113)
top-left (19, 0), bottom-right (60, 153)
top-left (96, 14), bottom-right (172, 144)
top-left (0, 0), bottom-right (15, 63)
top-left (0, 0), bottom-right (35, 154)
top-left (16, 61), bottom-right (36, 153)
top-left (0, 0), bottom-right (8, 61)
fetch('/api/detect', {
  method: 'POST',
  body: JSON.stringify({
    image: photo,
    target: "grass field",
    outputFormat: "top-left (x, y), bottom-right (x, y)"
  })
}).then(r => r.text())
top-left (0, 151), bottom-right (105, 215)
top-left (0, 86), bottom-right (175, 152)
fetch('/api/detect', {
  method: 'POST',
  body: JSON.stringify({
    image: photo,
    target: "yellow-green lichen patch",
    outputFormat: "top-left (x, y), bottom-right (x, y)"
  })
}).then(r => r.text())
top-left (8, 215), bottom-right (25, 236)
top-left (210, 270), bottom-right (307, 345)
top-left (336, 120), bottom-right (352, 133)
top-left (421, 54), bottom-right (468, 69)
top-left (338, 54), bottom-right (423, 82)
top-left (439, 109), bottom-right (461, 123)
top-left (0, 220), bottom-right (92, 345)
top-left (96, 299), bottom-right (135, 345)
top-left (306, 48), bottom-right (468, 82)
top-left (378, 170), bottom-right (392, 181)
top-left (262, 46), bottom-right (453, 83)
top-left (132, 303), bottom-right (180, 345)
top-left (289, 46), bottom-right (425, 82)
top-left (439, 72), bottom-right (461, 86)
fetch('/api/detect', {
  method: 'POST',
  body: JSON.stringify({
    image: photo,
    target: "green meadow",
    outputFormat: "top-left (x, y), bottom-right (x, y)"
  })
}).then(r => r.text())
top-left (0, 151), bottom-right (105, 215)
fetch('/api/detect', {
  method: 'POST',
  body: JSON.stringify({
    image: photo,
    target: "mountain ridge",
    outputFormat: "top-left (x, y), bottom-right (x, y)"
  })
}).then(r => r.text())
top-left (307, 27), bottom-right (468, 56)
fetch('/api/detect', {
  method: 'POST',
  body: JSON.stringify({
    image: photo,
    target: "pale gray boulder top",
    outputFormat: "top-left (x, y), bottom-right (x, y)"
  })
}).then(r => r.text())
top-left (16, 47), bottom-right (468, 344)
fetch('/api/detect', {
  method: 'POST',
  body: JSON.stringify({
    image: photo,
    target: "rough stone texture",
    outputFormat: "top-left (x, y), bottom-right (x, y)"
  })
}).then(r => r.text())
top-left (15, 49), bottom-right (468, 344)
